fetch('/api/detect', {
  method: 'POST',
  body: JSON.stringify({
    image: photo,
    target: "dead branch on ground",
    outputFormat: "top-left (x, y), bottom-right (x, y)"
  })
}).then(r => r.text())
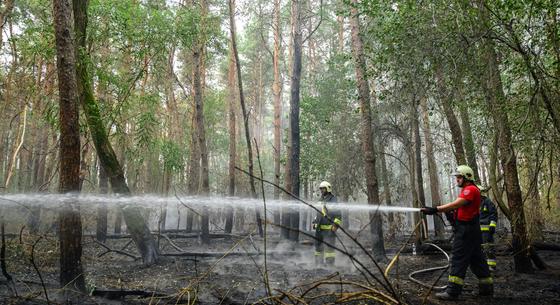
top-left (92, 239), bottom-right (140, 261)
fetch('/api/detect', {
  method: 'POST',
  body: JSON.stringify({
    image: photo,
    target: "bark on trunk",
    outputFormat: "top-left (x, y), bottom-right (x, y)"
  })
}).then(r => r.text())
top-left (229, 0), bottom-right (257, 198)
top-left (53, 0), bottom-right (86, 291)
top-left (379, 145), bottom-right (394, 229)
top-left (285, 0), bottom-right (303, 242)
top-left (72, 0), bottom-right (158, 265)
top-left (192, 36), bottom-right (210, 243)
top-left (225, 43), bottom-right (236, 234)
top-left (349, 1), bottom-right (386, 259)
top-left (272, 0), bottom-right (282, 201)
top-left (412, 99), bottom-right (427, 239)
top-left (459, 104), bottom-right (480, 180)
top-left (435, 68), bottom-right (466, 166)
top-left (97, 161), bottom-right (108, 242)
top-left (479, 3), bottom-right (533, 273)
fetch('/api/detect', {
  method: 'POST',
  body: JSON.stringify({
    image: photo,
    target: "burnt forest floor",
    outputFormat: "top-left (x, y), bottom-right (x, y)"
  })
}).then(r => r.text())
top-left (0, 230), bottom-right (559, 305)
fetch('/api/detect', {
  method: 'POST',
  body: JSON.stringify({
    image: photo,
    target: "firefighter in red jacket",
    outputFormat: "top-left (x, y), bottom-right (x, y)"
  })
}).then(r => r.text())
top-left (421, 165), bottom-right (493, 300)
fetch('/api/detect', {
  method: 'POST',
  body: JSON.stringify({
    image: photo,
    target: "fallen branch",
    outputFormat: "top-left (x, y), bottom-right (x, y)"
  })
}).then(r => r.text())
top-left (92, 289), bottom-right (166, 300)
top-left (532, 241), bottom-right (560, 251)
top-left (157, 234), bottom-right (185, 252)
top-left (29, 236), bottom-right (49, 304)
top-left (161, 250), bottom-right (301, 258)
top-left (93, 239), bottom-right (140, 261)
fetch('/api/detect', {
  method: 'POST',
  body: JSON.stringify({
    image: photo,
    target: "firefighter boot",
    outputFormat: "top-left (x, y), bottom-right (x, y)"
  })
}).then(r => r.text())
top-left (479, 277), bottom-right (493, 296)
top-left (435, 291), bottom-right (459, 300)
top-left (314, 254), bottom-right (323, 266)
top-left (436, 281), bottom-right (462, 300)
top-left (325, 251), bottom-right (336, 266)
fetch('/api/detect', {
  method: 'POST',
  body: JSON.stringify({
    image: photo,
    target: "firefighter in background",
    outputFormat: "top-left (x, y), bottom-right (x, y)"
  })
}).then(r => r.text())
top-left (421, 165), bottom-right (493, 300)
top-left (312, 181), bottom-right (341, 266)
top-left (479, 186), bottom-right (498, 271)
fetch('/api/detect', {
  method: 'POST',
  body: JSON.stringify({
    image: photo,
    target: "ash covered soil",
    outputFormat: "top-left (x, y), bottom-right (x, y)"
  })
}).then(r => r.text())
top-left (1, 231), bottom-right (559, 305)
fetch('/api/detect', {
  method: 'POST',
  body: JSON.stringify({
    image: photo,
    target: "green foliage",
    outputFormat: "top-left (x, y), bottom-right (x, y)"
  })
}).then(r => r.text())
top-left (161, 139), bottom-right (183, 172)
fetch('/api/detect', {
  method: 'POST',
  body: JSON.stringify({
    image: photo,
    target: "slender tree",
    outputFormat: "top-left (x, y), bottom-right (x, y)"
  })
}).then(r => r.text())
top-left (349, 0), bottom-right (386, 259)
top-left (477, 1), bottom-right (533, 273)
top-left (229, 0), bottom-right (263, 237)
top-left (420, 96), bottom-right (445, 237)
top-left (225, 41), bottom-right (236, 234)
top-left (272, 0), bottom-right (282, 201)
top-left (53, 0), bottom-right (85, 291)
top-left (72, 0), bottom-right (159, 265)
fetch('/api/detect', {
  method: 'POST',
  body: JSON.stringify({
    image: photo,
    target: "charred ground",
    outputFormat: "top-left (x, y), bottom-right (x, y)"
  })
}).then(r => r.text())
top-left (1, 229), bottom-right (559, 305)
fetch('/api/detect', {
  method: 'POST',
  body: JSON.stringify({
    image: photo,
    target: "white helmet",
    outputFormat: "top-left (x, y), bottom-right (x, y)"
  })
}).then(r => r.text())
top-left (319, 181), bottom-right (332, 193)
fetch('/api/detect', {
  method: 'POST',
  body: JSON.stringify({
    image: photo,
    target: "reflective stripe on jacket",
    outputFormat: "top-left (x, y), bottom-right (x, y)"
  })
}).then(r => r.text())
top-left (314, 193), bottom-right (341, 230)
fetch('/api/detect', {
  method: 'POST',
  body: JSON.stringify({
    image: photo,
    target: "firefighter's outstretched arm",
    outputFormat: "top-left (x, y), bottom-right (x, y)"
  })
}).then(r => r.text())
top-left (421, 198), bottom-right (468, 214)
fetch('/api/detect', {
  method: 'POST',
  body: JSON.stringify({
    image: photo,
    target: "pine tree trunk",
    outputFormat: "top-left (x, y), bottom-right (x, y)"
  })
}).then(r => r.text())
top-left (349, 0), bottom-right (385, 259)
top-left (225, 42), bottom-right (236, 234)
top-left (186, 112), bottom-right (199, 232)
top-left (272, 0), bottom-right (282, 202)
top-left (53, 0), bottom-right (86, 291)
top-left (286, 0), bottom-right (303, 242)
top-left (229, 0), bottom-right (262, 238)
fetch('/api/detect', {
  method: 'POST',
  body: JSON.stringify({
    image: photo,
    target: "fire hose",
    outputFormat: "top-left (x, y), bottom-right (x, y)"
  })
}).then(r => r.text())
top-left (408, 242), bottom-right (449, 291)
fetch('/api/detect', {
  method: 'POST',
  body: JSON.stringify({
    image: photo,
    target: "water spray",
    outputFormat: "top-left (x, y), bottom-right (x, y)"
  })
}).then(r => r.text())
top-left (0, 194), bottom-right (422, 214)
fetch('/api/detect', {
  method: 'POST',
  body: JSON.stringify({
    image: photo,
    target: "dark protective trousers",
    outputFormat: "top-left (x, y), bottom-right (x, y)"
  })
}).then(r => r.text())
top-left (447, 221), bottom-right (493, 295)
top-left (481, 231), bottom-right (496, 269)
top-left (315, 230), bottom-right (336, 265)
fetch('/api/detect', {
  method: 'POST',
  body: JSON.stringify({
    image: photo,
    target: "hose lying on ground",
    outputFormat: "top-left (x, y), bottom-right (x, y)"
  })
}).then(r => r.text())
top-left (408, 242), bottom-right (449, 291)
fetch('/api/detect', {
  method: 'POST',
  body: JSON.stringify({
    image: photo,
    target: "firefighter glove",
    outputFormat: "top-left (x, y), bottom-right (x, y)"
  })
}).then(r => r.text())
top-left (421, 207), bottom-right (438, 215)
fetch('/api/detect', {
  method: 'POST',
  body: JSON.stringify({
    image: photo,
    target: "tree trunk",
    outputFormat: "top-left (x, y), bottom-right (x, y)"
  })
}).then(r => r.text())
top-left (488, 132), bottom-right (510, 219)
top-left (192, 32), bottom-right (210, 243)
top-left (53, 0), bottom-right (86, 291)
top-left (379, 145), bottom-right (394, 230)
top-left (479, 3), bottom-right (533, 273)
top-left (3, 105), bottom-right (27, 190)
top-left (286, 0), bottom-right (303, 242)
top-left (225, 42), bottom-right (236, 234)
top-left (186, 112), bottom-right (199, 232)
top-left (72, 0), bottom-right (158, 265)
top-left (459, 104), bottom-right (480, 180)
top-left (97, 161), bottom-right (108, 243)
top-left (435, 68), bottom-right (466, 166)
top-left (229, 0), bottom-right (263, 238)
top-left (420, 96), bottom-right (445, 238)
top-left (272, 0), bottom-right (282, 202)
top-left (349, 0), bottom-right (385, 259)
top-left (408, 142), bottom-right (422, 251)
top-left (412, 98), bottom-right (427, 239)
top-left (526, 153), bottom-right (544, 241)
top-left (192, 50), bottom-right (209, 195)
